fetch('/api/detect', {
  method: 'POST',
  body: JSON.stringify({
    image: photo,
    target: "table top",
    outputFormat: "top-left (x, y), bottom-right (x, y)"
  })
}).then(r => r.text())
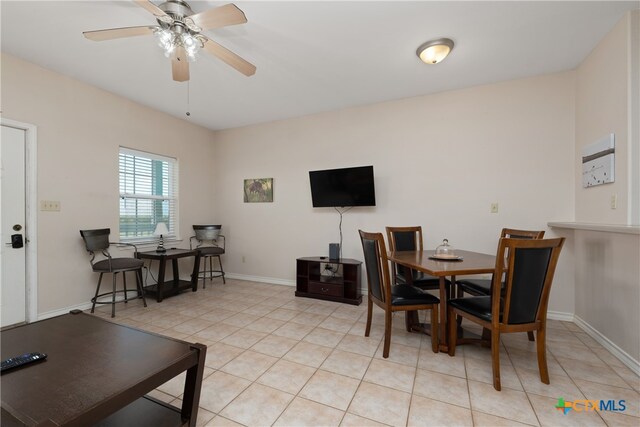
top-left (137, 248), bottom-right (198, 259)
top-left (1, 312), bottom-right (200, 426)
top-left (388, 249), bottom-right (496, 277)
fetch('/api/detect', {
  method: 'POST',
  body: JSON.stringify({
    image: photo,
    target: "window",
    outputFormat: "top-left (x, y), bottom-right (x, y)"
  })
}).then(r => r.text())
top-left (119, 147), bottom-right (178, 241)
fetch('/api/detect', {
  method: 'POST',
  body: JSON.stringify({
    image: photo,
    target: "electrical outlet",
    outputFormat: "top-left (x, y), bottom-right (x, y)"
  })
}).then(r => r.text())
top-left (40, 200), bottom-right (61, 211)
top-left (610, 194), bottom-right (617, 209)
top-left (490, 203), bottom-right (499, 213)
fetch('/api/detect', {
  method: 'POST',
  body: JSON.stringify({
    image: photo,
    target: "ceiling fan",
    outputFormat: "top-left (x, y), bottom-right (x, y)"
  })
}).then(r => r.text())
top-left (83, 0), bottom-right (256, 82)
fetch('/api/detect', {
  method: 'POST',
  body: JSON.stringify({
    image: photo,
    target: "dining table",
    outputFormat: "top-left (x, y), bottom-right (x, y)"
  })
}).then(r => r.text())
top-left (387, 249), bottom-right (497, 352)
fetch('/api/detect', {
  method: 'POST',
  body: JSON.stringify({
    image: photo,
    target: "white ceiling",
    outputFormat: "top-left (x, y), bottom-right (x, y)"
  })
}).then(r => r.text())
top-left (1, 1), bottom-right (637, 130)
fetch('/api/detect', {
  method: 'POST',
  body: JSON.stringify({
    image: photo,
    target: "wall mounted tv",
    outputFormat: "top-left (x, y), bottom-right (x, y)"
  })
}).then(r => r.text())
top-left (309, 166), bottom-right (376, 207)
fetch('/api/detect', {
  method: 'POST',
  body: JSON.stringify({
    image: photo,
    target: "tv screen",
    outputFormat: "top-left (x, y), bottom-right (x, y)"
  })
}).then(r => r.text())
top-left (309, 166), bottom-right (376, 207)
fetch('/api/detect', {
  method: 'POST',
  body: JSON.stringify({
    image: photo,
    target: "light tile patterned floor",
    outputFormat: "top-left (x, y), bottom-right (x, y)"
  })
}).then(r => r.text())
top-left (91, 279), bottom-right (640, 427)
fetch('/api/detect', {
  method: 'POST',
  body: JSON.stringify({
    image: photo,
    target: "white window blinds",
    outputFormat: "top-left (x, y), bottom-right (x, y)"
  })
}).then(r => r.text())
top-left (119, 147), bottom-right (178, 240)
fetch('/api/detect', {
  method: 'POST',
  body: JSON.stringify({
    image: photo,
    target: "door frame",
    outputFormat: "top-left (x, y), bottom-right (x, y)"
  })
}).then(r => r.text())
top-left (1, 118), bottom-right (38, 323)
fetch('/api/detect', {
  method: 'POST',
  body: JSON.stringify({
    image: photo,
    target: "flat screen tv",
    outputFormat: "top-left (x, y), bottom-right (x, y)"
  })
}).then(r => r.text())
top-left (309, 166), bottom-right (376, 207)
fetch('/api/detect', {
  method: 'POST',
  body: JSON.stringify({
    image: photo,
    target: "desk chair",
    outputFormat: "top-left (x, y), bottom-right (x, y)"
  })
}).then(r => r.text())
top-left (457, 228), bottom-right (545, 341)
top-left (385, 226), bottom-right (443, 290)
top-left (448, 237), bottom-right (565, 390)
top-left (359, 230), bottom-right (439, 357)
top-left (190, 225), bottom-right (225, 287)
top-left (80, 228), bottom-right (147, 318)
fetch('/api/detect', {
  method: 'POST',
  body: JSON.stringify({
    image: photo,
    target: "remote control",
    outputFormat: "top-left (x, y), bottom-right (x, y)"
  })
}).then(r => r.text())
top-left (1, 352), bottom-right (47, 373)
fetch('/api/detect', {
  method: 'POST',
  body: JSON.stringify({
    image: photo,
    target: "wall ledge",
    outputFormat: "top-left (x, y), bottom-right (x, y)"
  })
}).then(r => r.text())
top-left (548, 221), bottom-right (640, 235)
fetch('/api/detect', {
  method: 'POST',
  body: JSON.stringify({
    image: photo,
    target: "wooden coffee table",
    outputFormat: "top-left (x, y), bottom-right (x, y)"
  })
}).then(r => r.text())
top-left (1, 311), bottom-right (206, 426)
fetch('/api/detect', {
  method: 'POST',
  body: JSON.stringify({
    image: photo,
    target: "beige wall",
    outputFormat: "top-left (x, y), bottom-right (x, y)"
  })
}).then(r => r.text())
top-left (575, 12), bottom-right (632, 224)
top-left (571, 11), bottom-right (640, 362)
top-left (213, 72), bottom-right (577, 314)
top-left (1, 53), bottom-right (217, 315)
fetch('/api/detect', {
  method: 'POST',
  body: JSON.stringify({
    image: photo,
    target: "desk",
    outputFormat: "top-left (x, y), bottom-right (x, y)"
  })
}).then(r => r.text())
top-left (1, 311), bottom-right (206, 427)
top-left (388, 250), bottom-right (496, 352)
top-left (137, 249), bottom-right (201, 302)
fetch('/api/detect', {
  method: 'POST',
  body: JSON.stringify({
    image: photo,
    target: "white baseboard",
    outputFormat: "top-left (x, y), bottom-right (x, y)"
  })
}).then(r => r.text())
top-left (573, 315), bottom-right (640, 376)
top-left (225, 273), bottom-right (296, 287)
top-left (38, 302), bottom-right (93, 321)
top-left (547, 310), bottom-right (574, 322)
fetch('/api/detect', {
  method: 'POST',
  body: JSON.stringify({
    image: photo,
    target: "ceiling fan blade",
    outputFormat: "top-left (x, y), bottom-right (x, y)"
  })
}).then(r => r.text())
top-left (188, 3), bottom-right (247, 30)
top-left (83, 26), bottom-right (157, 41)
top-left (133, 0), bottom-right (172, 23)
top-left (171, 46), bottom-right (190, 82)
top-left (202, 38), bottom-right (256, 76)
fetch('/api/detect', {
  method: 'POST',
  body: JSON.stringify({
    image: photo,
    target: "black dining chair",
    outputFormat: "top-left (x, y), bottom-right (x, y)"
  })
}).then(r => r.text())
top-left (80, 228), bottom-right (147, 318)
top-left (385, 226), bottom-right (445, 290)
top-left (359, 230), bottom-right (439, 357)
top-left (456, 228), bottom-right (545, 341)
top-left (447, 237), bottom-right (565, 390)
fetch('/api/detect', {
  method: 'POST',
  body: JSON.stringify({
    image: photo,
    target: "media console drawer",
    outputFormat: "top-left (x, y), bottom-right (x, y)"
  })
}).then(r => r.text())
top-left (309, 282), bottom-right (342, 297)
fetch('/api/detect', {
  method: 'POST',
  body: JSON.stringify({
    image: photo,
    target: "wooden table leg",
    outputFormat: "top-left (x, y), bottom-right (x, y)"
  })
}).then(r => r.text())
top-left (171, 258), bottom-right (180, 286)
top-left (191, 253), bottom-right (200, 292)
top-left (157, 257), bottom-right (166, 303)
top-left (438, 276), bottom-right (448, 352)
top-left (182, 343), bottom-right (207, 427)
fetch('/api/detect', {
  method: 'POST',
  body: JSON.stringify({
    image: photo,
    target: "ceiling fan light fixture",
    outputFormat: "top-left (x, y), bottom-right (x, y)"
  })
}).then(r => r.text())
top-left (416, 38), bottom-right (454, 64)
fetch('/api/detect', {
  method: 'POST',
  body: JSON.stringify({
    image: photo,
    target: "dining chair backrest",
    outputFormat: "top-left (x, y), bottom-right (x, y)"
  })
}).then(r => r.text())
top-left (359, 230), bottom-right (391, 305)
top-left (385, 226), bottom-right (424, 279)
top-left (385, 226), bottom-right (424, 252)
top-left (501, 228), bottom-right (545, 240)
top-left (492, 237), bottom-right (564, 325)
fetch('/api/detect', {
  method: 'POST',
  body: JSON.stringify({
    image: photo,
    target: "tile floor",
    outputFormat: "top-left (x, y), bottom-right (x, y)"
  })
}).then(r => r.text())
top-left (90, 279), bottom-right (640, 427)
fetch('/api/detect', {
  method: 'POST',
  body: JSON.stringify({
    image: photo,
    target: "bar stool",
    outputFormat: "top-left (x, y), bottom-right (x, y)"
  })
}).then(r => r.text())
top-left (79, 228), bottom-right (147, 317)
top-left (190, 225), bottom-right (226, 287)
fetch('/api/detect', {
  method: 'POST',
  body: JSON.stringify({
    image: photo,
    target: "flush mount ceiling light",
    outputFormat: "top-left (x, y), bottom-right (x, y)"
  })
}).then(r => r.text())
top-left (416, 38), bottom-right (454, 64)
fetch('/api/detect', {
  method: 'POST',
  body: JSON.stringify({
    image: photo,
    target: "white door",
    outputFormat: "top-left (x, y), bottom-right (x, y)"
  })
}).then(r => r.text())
top-left (1, 125), bottom-right (27, 327)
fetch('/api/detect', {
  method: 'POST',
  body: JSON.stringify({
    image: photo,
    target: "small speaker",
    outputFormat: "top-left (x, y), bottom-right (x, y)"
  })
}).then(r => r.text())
top-left (329, 243), bottom-right (340, 260)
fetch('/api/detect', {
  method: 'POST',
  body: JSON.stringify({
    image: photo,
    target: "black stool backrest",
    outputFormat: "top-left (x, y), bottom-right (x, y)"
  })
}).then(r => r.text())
top-left (193, 225), bottom-right (221, 241)
top-left (80, 228), bottom-right (110, 252)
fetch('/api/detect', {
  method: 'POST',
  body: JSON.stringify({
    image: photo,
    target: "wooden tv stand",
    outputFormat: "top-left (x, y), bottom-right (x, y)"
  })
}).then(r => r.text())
top-left (295, 257), bottom-right (362, 305)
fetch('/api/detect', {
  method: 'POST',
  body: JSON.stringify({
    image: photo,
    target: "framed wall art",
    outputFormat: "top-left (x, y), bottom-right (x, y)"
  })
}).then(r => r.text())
top-left (244, 178), bottom-right (273, 203)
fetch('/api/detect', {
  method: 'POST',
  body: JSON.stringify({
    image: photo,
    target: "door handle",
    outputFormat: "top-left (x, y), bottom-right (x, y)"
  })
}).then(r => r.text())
top-left (7, 234), bottom-right (24, 248)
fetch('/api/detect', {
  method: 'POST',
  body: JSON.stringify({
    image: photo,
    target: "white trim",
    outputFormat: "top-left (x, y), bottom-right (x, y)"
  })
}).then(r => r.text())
top-left (1, 118), bottom-right (38, 323)
top-left (225, 272), bottom-right (371, 295)
top-left (225, 272), bottom-right (296, 287)
top-left (546, 310), bottom-right (574, 322)
top-left (573, 314), bottom-right (640, 376)
top-left (37, 302), bottom-right (93, 321)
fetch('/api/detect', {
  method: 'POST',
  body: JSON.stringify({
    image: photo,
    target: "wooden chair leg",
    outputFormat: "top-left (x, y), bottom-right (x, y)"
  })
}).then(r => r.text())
top-left (364, 298), bottom-right (373, 337)
top-left (430, 305), bottom-right (439, 353)
top-left (382, 309), bottom-right (392, 358)
top-left (536, 325), bottom-right (550, 384)
top-left (491, 328), bottom-right (501, 390)
top-left (447, 306), bottom-right (457, 356)
top-left (527, 331), bottom-right (535, 342)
